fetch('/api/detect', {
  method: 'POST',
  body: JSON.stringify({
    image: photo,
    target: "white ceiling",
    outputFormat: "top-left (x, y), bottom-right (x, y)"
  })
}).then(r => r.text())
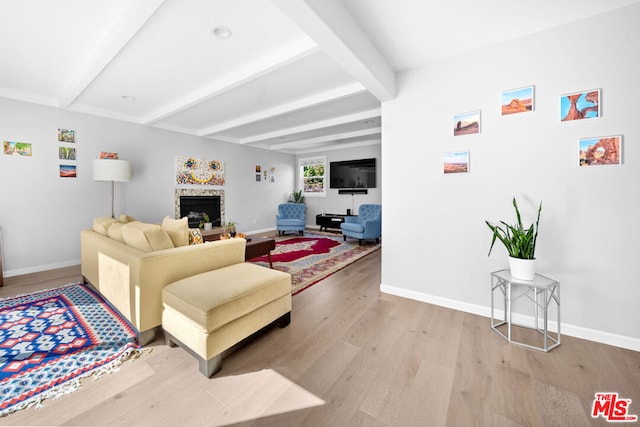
top-left (1, 0), bottom-right (638, 154)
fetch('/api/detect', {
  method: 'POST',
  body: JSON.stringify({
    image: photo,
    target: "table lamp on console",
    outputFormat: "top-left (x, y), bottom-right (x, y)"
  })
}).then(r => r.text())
top-left (93, 158), bottom-right (131, 219)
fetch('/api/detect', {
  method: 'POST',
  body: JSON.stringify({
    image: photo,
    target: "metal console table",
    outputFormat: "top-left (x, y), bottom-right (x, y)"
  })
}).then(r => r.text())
top-left (490, 269), bottom-right (560, 352)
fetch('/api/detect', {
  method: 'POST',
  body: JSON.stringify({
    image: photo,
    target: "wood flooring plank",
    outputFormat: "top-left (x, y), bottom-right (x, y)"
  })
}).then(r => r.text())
top-left (296, 313), bottom-right (407, 426)
top-left (237, 339), bottom-right (360, 427)
top-left (532, 380), bottom-right (592, 427)
top-left (394, 359), bottom-right (454, 427)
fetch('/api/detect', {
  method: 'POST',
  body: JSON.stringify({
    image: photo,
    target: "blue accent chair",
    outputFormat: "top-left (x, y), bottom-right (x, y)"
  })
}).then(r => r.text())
top-left (341, 204), bottom-right (381, 245)
top-left (276, 203), bottom-right (306, 236)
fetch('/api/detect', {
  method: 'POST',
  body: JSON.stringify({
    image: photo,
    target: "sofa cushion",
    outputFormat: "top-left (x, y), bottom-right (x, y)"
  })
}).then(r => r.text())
top-left (162, 216), bottom-right (189, 247)
top-left (341, 222), bottom-right (364, 233)
top-left (162, 263), bottom-right (291, 333)
top-left (118, 214), bottom-right (136, 224)
top-left (122, 222), bottom-right (175, 252)
top-left (93, 216), bottom-right (115, 235)
top-left (107, 222), bottom-right (125, 242)
top-left (189, 228), bottom-right (204, 245)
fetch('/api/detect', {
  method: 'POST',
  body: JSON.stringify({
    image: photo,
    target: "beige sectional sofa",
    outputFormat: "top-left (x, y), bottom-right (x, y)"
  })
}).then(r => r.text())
top-left (81, 216), bottom-right (247, 345)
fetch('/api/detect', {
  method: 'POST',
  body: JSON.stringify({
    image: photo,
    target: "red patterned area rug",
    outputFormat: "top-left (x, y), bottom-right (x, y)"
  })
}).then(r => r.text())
top-left (0, 284), bottom-right (142, 416)
top-left (249, 232), bottom-right (380, 295)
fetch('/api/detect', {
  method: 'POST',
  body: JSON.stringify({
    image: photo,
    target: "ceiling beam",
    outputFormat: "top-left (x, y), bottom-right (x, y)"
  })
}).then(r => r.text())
top-left (270, 0), bottom-right (396, 102)
top-left (269, 127), bottom-right (381, 150)
top-left (240, 108), bottom-right (380, 144)
top-left (294, 138), bottom-right (381, 155)
top-left (58, 0), bottom-right (165, 108)
top-left (143, 39), bottom-right (320, 125)
top-left (199, 82), bottom-right (366, 137)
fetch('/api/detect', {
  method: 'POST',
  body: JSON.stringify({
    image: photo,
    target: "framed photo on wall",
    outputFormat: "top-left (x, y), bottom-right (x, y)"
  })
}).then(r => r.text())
top-left (501, 86), bottom-right (534, 115)
top-left (561, 89), bottom-right (600, 122)
top-left (579, 135), bottom-right (622, 167)
top-left (453, 111), bottom-right (480, 136)
top-left (443, 150), bottom-right (469, 174)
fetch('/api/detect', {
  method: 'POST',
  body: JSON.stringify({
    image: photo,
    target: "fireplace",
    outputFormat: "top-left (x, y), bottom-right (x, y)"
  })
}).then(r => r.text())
top-left (175, 189), bottom-right (225, 228)
top-left (180, 196), bottom-right (221, 228)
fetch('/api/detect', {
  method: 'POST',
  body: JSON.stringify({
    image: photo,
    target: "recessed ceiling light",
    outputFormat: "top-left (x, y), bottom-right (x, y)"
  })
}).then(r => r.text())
top-left (121, 95), bottom-right (135, 101)
top-left (211, 26), bottom-right (232, 39)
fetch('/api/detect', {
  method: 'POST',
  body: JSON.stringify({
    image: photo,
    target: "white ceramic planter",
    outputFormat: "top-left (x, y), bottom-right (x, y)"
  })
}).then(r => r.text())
top-left (508, 256), bottom-right (536, 281)
top-left (204, 222), bottom-right (212, 230)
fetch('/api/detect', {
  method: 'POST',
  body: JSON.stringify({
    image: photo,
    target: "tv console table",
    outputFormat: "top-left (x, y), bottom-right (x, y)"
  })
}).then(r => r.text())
top-left (316, 213), bottom-right (350, 231)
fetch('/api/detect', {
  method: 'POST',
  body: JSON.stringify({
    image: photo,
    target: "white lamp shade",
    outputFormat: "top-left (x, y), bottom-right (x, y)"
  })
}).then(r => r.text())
top-left (93, 159), bottom-right (131, 182)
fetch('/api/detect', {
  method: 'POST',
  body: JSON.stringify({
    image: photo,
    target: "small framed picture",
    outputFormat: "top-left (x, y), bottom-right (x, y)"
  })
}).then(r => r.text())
top-left (60, 164), bottom-right (77, 178)
top-left (59, 147), bottom-right (76, 160)
top-left (57, 128), bottom-right (76, 143)
top-left (443, 150), bottom-right (469, 174)
top-left (453, 111), bottom-right (480, 136)
top-left (501, 86), bottom-right (534, 115)
top-left (561, 89), bottom-right (600, 122)
top-left (579, 135), bottom-right (622, 167)
top-left (3, 141), bottom-right (32, 156)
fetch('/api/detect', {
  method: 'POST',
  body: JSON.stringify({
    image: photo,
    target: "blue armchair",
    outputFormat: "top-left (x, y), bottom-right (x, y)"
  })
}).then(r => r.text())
top-left (341, 204), bottom-right (381, 245)
top-left (276, 203), bottom-right (306, 236)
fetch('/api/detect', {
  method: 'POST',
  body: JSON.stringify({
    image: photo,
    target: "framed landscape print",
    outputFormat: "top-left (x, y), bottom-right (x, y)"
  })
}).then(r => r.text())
top-left (501, 86), bottom-right (534, 115)
top-left (443, 150), bottom-right (469, 174)
top-left (579, 135), bottom-right (622, 167)
top-left (59, 164), bottom-right (77, 178)
top-left (561, 89), bottom-right (600, 122)
top-left (453, 111), bottom-right (480, 136)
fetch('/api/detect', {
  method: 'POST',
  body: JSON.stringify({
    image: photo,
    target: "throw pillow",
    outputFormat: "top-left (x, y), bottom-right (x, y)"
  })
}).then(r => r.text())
top-left (162, 216), bottom-right (189, 247)
top-left (122, 222), bottom-right (175, 252)
top-left (93, 216), bottom-right (115, 235)
top-left (118, 214), bottom-right (137, 224)
top-left (107, 222), bottom-right (125, 242)
top-left (188, 228), bottom-right (204, 245)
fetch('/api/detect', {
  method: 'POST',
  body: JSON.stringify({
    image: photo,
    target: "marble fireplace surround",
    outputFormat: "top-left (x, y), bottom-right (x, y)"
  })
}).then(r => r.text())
top-left (174, 188), bottom-right (225, 225)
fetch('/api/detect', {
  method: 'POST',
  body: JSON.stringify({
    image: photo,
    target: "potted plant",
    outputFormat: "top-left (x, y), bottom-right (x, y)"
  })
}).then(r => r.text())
top-left (200, 213), bottom-right (213, 230)
top-left (225, 220), bottom-right (236, 237)
top-left (288, 189), bottom-right (305, 204)
top-left (485, 197), bottom-right (542, 280)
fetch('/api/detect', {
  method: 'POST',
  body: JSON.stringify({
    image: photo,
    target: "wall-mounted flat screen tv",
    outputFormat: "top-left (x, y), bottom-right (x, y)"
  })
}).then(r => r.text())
top-left (329, 158), bottom-right (376, 189)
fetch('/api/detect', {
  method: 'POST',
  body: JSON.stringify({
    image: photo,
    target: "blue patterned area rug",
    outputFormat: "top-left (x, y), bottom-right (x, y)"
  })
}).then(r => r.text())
top-left (0, 283), bottom-right (142, 416)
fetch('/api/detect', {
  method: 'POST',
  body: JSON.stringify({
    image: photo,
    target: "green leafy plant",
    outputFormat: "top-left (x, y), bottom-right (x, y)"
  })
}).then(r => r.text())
top-left (289, 189), bottom-right (305, 204)
top-left (486, 197), bottom-right (542, 260)
top-left (198, 213), bottom-right (211, 228)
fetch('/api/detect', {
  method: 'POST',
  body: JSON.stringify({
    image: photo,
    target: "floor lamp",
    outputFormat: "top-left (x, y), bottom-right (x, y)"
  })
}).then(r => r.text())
top-left (93, 159), bottom-right (131, 218)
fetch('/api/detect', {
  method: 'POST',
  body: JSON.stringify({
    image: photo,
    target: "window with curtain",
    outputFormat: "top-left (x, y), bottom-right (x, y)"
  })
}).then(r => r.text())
top-left (299, 156), bottom-right (326, 197)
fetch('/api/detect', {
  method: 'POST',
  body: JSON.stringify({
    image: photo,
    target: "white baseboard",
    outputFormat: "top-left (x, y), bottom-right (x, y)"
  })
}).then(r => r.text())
top-left (380, 283), bottom-right (640, 352)
top-left (5, 259), bottom-right (81, 278)
top-left (246, 226), bottom-right (277, 235)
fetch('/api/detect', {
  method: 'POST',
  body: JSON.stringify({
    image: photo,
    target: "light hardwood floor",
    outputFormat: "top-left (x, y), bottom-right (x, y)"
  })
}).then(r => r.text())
top-left (1, 249), bottom-right (639, 426)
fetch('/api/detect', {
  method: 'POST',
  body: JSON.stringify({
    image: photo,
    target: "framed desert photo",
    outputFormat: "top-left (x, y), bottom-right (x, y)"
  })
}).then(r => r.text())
top-left (443, 150), bottom-right (469, 174)
top-left (59, 164), bottom-right (77, 178)
top-left (453, 111), bottom-right (480, 136)
top-left (561, 89), bottom-right (600, 122)
top-left (579, 135), bottom-right (622, 167)
top-left (501, 86), bottom-right (534, 115)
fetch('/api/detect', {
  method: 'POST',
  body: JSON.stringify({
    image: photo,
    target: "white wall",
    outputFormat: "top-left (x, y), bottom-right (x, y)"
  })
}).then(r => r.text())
top-left (0, 98), bottom-right (294, 276)
top-left (296, 144), bottom-right (382, 227)
top-left (381, 4), bottom-right (640, 350)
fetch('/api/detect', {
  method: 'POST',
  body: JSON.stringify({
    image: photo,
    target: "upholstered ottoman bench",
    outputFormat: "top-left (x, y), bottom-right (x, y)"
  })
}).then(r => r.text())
top-left (162, 262), bottom-right (292, 377)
